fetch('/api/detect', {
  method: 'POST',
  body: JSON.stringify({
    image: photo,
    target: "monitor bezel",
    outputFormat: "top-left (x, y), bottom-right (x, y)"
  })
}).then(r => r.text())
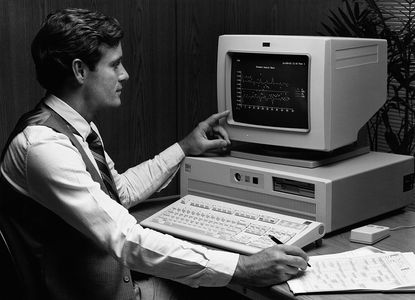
top-left (224, 50), bottom-right (311, 133)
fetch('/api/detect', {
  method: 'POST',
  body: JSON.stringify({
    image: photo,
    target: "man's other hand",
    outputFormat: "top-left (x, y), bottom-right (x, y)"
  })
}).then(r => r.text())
top-left (231, 244), bottom-right (309, 287)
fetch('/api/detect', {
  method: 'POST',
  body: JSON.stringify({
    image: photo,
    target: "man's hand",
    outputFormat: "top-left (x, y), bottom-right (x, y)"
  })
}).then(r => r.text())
top-left (231, 244), bottom-right (309, 287)
top-left (179, 110), bottom-right (231, 156)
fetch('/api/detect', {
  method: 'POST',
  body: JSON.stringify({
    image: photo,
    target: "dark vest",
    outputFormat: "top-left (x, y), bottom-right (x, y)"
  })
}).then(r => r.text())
top-left (0, 102), bottom-right (135, 300)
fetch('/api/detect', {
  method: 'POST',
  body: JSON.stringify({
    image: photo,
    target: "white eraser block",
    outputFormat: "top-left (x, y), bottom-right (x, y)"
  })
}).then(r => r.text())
top-left (350, 224), bottom-right (390, 244)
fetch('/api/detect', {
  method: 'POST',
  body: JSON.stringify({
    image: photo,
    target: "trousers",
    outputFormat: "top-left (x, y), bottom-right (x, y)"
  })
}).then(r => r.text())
top-left (133, 277), bottom-right (249, 300)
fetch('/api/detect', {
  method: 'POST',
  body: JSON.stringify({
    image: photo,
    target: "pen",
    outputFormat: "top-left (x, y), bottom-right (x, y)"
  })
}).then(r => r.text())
top-left (268, 234), bottom-right (311, 267)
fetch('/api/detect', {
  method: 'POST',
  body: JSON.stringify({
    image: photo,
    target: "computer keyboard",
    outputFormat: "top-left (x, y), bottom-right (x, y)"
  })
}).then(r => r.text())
top-left (140, 195), bottom-right (325, 254)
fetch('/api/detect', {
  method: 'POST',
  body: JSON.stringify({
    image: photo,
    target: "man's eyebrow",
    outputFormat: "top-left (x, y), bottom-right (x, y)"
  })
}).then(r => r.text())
top-left (111, 56), bottom-right (122, 65)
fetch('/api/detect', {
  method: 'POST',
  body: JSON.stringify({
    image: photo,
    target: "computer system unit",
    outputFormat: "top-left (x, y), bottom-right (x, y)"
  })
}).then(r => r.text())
top-left (180, 152), bottom-right (414, 233)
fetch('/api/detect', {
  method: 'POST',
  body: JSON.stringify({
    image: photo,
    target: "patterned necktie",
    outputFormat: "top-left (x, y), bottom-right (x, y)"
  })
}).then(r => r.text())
top-left (86, 129), bottom-right (120, 202)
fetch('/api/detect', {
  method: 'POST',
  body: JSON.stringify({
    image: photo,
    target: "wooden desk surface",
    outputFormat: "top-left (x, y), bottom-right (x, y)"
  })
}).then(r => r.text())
top-left (131, 199), bottom-right (415, 300)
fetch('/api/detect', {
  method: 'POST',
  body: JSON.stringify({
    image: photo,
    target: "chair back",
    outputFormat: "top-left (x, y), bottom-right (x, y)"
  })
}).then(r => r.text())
top-left (0, 204), bottom-right (44, 299)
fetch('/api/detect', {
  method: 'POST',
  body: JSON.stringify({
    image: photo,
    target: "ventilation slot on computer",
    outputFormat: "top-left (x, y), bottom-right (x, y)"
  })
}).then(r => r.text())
top-left (335, 44), bottom-right (378, 69)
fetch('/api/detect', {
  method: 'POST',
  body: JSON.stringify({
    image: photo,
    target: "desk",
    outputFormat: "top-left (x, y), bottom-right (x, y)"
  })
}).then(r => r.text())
top-left (131, 199), bottom-right (415, 300)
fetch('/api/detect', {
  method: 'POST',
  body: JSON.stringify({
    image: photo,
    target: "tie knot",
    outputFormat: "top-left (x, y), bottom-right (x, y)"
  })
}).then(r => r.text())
top-left (86, 129), bottom-right (102, 147)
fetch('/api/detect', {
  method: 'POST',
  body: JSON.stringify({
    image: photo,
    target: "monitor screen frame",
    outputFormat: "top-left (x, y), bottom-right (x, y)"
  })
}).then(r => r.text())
top-left (225, 50), bottom-right (312, 134)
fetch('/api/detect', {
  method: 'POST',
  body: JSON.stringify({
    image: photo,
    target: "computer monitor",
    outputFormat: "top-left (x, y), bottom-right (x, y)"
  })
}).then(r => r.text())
top-left (217, 35), bottom-right (387, 152)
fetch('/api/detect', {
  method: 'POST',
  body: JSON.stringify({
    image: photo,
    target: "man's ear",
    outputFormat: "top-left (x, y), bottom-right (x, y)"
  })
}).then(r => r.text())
top-left (72, 59), bottom-right (88, 84)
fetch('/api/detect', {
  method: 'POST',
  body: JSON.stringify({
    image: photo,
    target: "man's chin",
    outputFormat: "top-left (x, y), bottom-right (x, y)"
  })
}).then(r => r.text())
top-left (112, 97), bottom-right (122, 107)
top-left (102, 98), bottom-right (122, 110)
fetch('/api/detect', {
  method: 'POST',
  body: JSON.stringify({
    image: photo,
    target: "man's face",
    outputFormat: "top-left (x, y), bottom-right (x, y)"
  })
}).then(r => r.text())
top-left (84, 43), bottom-right (129, 110)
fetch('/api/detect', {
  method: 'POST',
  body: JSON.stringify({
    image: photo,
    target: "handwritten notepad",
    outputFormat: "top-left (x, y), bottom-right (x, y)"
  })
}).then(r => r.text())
top-left (287, 247), bottom-right (415, 294)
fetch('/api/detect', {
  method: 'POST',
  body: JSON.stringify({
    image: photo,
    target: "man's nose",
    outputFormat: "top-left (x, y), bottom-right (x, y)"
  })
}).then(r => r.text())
top-left (119, 63), bottom-right (129, 81)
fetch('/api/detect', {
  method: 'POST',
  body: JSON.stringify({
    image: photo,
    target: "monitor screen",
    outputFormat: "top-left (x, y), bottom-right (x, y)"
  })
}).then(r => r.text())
top-left (231, 53), bottom-right (309, 130)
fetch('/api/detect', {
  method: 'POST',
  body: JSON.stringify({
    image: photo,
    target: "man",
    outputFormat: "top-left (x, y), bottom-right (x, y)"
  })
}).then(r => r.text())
top-left (0, 8), bottom-right (309, 300)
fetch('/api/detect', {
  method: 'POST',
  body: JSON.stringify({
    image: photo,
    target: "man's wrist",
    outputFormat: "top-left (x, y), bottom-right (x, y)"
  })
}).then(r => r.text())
top-left (178, 139), bottom-right (190, 156)
top-left (230, 255), bottom-right (249, 285)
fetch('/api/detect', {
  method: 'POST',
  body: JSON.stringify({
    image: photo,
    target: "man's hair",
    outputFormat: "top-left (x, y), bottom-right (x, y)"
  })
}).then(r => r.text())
top-left (31, 8), bottom-right (123, 92)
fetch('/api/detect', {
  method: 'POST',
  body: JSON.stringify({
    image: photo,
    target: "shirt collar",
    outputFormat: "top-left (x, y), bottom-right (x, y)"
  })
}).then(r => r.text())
top-left (43, 94), bottom-right (92, 141)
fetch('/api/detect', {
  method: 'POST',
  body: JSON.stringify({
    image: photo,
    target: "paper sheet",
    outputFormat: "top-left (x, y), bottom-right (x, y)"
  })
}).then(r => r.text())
top-left (287, 247), bottom-right (415, 294)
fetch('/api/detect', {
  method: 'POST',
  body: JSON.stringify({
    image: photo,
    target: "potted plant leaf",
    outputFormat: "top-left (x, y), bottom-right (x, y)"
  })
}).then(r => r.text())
top-left (321, 0), bottom-right (415, 155)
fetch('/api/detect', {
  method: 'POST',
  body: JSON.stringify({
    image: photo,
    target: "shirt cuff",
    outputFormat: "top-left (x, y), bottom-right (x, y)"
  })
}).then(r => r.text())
top-left (204, 250), bottom-right (240, 286)
top-left (159, 143), bottom-right (185, 169)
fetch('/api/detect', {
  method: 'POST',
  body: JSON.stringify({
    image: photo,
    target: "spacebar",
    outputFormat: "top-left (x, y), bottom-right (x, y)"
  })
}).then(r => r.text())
top-left (166, 222), bottom-right (211, 236)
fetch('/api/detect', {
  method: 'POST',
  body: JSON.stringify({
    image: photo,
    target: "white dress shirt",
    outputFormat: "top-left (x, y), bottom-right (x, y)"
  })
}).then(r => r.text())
top-left (0, 95), bottom-right (239, 287)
